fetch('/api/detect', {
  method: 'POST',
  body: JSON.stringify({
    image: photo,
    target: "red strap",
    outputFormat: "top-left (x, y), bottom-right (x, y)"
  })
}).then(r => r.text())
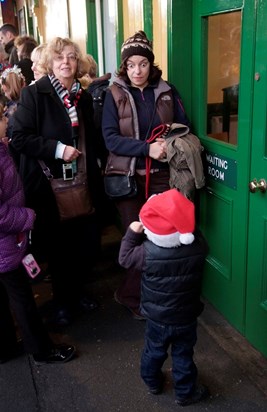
top-left (145, 124), bottom-right (170, 199)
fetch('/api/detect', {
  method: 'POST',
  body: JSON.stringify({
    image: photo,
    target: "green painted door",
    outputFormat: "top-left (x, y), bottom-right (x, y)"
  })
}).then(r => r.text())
top-left (192, 0), bottom-right (267, 356)
top-left (246, 0), bottom-right (267, 356)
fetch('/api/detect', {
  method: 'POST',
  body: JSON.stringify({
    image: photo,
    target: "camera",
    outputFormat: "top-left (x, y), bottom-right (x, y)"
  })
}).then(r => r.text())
top-left (63, 163), bottom-right (74, 180)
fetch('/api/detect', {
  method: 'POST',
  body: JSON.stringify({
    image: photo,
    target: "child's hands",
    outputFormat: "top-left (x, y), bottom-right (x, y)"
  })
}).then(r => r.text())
top-left (129, 221), bottom-right (144, 233)
top-left (1, 136), bottom-right (9, 146)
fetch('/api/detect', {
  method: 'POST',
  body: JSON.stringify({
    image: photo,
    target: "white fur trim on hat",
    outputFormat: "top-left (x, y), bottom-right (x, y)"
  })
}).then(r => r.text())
top-left (143, 227), bottom-right (182, 248)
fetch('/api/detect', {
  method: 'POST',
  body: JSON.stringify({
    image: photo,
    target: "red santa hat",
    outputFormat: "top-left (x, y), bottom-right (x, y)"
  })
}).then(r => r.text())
top-left (139, 189), bottom-right (195, 248)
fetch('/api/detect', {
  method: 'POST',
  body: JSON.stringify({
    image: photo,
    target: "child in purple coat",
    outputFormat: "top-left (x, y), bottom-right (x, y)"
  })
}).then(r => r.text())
top-left (0, 104), bottom-right (75, 364)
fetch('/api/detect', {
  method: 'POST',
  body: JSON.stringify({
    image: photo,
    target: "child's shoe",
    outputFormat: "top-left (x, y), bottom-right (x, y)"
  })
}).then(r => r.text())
top-left (175, 384), bottom-right (210, 406)
top-left (148, 386), bottom-right (163, 395)
top-left (147, 372), bottom-right (164, 395)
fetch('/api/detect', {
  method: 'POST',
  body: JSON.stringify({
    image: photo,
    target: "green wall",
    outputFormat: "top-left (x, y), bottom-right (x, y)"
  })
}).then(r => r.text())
top-left (168, 1), bottom-right (193, 123)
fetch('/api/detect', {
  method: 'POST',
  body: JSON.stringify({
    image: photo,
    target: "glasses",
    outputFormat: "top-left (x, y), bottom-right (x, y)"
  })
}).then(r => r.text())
top-left (54, 54), bottom-right (77, 62)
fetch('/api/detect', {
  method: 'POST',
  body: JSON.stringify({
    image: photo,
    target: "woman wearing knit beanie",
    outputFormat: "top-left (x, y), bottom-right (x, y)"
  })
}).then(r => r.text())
top-left (102, 31), bottom-right (191, 320)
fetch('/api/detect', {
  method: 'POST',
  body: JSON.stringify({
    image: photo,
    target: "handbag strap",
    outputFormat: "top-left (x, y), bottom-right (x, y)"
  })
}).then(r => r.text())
top-left (76, 108), bottom-right (87, 174)
top-left (38, 159), bottom-right (53, 180)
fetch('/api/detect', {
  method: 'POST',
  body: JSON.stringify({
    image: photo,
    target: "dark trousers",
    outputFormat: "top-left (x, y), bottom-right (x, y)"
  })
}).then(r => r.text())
top-left (48, 214), bottom-right (101, 308)
top-left (0, 266), bottom-right (53, 354)
top-left (115, 170), bottom-right (170, 310)
top-left (31, 211), bottom-right (101, 309)
top-left (28, 187), bottom-right (101, 309)
top-left (140, 319), bottom-right (198, 399)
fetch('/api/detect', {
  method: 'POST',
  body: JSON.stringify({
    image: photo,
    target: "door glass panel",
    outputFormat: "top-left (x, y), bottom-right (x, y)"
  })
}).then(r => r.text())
top-left (206, 11), bottom-right (241, 145)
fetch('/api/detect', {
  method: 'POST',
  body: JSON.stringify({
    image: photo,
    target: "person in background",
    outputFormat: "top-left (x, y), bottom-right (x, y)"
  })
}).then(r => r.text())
top-left (11, 37), bottom-right (102, 327)
top-left (0, 103), bottom-right (75, 365)
top-left (118, 188), bottom-right (210, 406)
top-left (0, 45), bottom-right (9, 116)
top-left (0, 23), bottom-right (19, 66)
top-left (30, 43), bottom-right (47, 82)
top-left (15, 35), bottom-right (38, 85)
top-left (0, 66), bottom-right (25, 140)
top-left (102, 30), bottom-right (191, 319)
top-left (85, 54), bottom-right (111, 169)
top-left (80, 54), bottom-right (116, 228)
top-left (79, 54), bottom-right (111, 170)
top-left (0, 43), bottom-right (10, 74)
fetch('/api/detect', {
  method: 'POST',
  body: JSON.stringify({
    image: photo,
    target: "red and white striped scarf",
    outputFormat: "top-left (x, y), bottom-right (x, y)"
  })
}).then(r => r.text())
top-left (49, 74), bottom-right (82, 127)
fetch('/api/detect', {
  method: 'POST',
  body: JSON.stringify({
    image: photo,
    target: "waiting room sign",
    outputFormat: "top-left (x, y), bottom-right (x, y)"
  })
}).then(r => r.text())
top-left (205, 150), bottom-right (237, 190)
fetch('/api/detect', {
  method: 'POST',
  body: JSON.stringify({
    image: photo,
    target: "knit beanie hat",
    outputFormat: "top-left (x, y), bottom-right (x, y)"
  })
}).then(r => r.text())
top-left (121, 30), bottom-right (154, 63)
top-left (139, 189), bottom-right (195, 248)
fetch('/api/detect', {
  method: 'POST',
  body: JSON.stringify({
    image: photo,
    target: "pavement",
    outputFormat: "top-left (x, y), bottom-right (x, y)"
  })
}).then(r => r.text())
top-left (1, 224), bottom-right (267, 412)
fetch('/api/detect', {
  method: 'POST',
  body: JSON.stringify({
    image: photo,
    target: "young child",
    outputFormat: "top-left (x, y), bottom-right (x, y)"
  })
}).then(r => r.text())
top-left (0, 65), bottom-right (25, 140)
top-left (118, 188), bottom-right (210, 406)
top-left (0, 104), bottom-right (75, 364)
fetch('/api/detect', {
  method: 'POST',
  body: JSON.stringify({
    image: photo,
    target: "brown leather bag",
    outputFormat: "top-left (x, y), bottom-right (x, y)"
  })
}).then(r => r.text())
top-left (50, 169), bottom-right (94, 220)
top-left (39, 156), bottom-right (94, 221)
top-left (39, 125), bottom-right (94, 221)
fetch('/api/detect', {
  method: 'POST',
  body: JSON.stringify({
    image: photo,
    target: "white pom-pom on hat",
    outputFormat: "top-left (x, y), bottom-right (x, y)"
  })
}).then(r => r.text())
top-left (180, 233), bottom-right (195, 245)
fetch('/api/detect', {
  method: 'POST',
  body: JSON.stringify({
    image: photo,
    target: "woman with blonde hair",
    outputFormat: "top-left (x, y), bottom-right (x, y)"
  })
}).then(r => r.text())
top-left (11, 37), bottom-right (102, 327)
top-left (31, 43), bottom-right (47, 82)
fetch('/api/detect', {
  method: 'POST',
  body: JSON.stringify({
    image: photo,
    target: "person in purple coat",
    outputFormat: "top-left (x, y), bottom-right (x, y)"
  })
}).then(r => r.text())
top-left (0, 104), bottom-right (75, 364)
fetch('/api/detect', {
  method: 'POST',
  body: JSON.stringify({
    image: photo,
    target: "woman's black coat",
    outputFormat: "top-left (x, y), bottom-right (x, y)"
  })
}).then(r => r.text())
top-left (11, 75), bottom-right (101, 213)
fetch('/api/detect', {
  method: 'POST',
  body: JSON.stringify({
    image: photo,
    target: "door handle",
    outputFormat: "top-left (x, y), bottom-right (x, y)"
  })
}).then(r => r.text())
top-left (248, 178), bottom-right (267, 193)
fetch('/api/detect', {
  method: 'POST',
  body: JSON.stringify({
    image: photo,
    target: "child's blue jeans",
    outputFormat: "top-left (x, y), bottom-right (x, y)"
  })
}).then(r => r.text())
top-left (140, 318), bottom-right (198, 399)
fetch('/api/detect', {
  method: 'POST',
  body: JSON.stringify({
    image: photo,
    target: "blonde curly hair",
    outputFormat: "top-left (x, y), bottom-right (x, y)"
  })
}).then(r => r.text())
top-left (78, 54), bottom-right (98, 89)
top-left (39, 37), bottom-right (89, 79)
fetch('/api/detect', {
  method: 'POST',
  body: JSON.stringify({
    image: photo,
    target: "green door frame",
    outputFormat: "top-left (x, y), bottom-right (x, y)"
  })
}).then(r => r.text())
top-left (246, 0), bottom-right (267, 357)
top-left (85, 0), bottom-right (98, 59)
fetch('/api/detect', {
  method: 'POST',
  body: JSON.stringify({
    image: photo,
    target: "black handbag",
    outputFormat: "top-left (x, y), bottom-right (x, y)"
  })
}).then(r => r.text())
top-left (103, 150), bottom-right (138, 200)
top-left (104, 174), bottom-right (137, 199)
